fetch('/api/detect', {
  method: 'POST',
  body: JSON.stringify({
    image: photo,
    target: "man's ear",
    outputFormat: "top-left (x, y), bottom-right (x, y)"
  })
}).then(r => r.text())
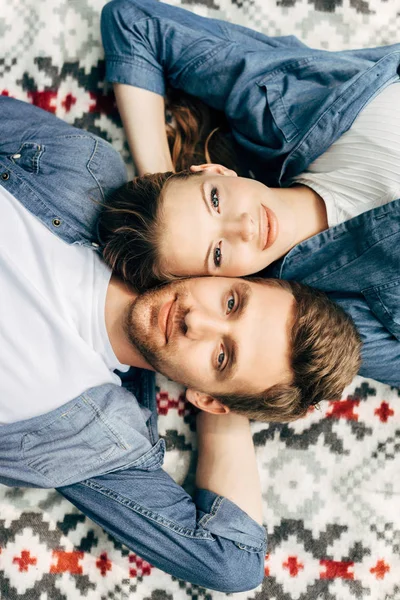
top-left (189, 163), bottom-right (238, 178)
top-left (185, 389), bottom-right (230, 414)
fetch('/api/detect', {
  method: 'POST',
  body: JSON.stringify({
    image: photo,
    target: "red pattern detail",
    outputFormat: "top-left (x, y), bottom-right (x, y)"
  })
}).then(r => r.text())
top-left (12, 550), bottom-right (37, 572)
top-left (27, 90), bottom-right (58, 113)
top-left (96, 552), bottom-right (112, 576)
top-left (326, 399), bottom-right (360, 421)
top-left (320, 560), bottom-right (354, 579)
top-left (157, 391), bottom-right (187, 416)
top-left (283, 556), bottom-right (304, 577)
top-left (264, 553), bottom-right (270, 576)
top-left (89, 91), bottom-right (117, 115)
top-left (374, 402), bottom-right (394, 423)
top-left (1, 90), bottom-right (10, 96)
top-left (50, 550), bottom-right (84, 574)
top-left (370, 559), bottom-right (390, 579)
top-left (129, 554), bottom-right (152, 578)
top-left (61, 93), bottom-right (77, 112)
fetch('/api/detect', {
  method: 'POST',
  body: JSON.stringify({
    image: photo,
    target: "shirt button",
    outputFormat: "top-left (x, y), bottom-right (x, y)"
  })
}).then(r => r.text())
top-left (52, 218), bottom-right (62, 227)
top-left (91, 242), bottom-right (100, 248)
top-left (1, 172), bottom-right (10, 181)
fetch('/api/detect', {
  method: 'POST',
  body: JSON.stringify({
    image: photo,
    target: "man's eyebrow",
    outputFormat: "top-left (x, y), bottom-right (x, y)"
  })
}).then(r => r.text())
top-left (233, 282), bottom-right (251, 320)
top-left (201, 182), bottom-right (212, 272)
top-left (217, 336), bottom-right (238, 382)
top-left (218, 283), bottom-right (251, 381)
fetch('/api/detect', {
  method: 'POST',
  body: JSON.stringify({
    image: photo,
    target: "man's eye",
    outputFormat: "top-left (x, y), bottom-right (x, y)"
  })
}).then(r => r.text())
top-left (227, 294), bottom-right (235, 314)
top-left (211, 188), bottom-right (220, 211)
top-left (218, 349), bottom-right (225, 367)
top-left (214, 244), bottom-right (222, 268)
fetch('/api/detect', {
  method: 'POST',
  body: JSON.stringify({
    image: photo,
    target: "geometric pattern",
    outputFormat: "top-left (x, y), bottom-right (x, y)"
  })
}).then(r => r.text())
top-left (1, 1), bottom-right (400, 599)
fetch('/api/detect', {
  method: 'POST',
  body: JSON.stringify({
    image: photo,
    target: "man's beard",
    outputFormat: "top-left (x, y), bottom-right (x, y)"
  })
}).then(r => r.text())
top-left (123, 294), bottom-right (162, 371)
top-left (122, 282), bottom-right (188, 383)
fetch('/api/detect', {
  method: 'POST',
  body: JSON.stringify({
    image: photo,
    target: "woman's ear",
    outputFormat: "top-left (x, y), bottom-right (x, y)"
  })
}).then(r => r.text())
top-left (185, 389), bottom-right (230, 414)
top-left (189, 164), bottom-right (237, 177)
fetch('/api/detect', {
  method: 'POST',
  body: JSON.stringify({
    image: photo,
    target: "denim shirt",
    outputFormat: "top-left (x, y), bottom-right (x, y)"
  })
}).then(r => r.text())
top-left (0, 98), bottom-right (267, 590)
top-left (101, 0), bottom-right (400, 186)
top-left (102, 0), bottom-right (400, 387)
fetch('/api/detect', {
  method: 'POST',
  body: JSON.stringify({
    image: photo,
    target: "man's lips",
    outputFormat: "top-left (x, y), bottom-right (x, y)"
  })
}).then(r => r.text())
top-left (261, 205), bottom-right (278, 250)
top-left (158, 297), bottom-right (177, 343)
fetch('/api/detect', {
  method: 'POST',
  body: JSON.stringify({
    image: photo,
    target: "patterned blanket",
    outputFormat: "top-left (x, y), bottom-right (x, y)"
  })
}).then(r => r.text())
top-left (1, 1), bottom-right (400, 599)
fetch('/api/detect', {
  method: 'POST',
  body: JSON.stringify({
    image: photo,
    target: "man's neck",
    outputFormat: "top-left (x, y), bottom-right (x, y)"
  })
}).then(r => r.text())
top-left (105, 275), bottom-right (154, 371)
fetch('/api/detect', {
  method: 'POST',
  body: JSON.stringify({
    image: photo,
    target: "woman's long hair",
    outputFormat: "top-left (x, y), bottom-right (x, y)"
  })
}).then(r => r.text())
top-left (165, 88), bottom-right (240, 173)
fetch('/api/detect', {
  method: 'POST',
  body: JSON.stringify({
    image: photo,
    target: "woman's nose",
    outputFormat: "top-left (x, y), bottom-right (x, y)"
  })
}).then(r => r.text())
top-left (184, 308), bottom-right (222, 340)
top-left (225, 213), bottom-right (255, 242)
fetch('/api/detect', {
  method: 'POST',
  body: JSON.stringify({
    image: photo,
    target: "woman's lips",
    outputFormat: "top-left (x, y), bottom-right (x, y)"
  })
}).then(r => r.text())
top-left (261, 205), bottom-right (278, 250)
top-left (158, 298), bottom-right (175, 343)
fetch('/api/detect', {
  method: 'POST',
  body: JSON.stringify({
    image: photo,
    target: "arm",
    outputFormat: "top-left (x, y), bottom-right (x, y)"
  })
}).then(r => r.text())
top-left (99, 0), bottom-right (301, 185)
top-left (59, 456), bottom-right (266, 592)
top-left (196, 411), bottom-right (263, 525)
top-left (113, 83), bottom-right (173, 175)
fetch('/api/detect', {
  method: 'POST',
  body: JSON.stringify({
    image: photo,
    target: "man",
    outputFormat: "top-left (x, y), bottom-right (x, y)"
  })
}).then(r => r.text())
top-left (0, 96), bottom-right (360, 592)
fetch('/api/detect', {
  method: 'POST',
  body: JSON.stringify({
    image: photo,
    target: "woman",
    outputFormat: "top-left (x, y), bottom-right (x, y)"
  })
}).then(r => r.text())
top-left (100, 0), bottom-right (400, 293)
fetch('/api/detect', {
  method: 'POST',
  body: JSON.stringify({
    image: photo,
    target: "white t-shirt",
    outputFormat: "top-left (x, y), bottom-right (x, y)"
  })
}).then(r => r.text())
top-left (0, 185), bottom-right (128, 424)
top-left (293, 82), bottom-right (400, 226)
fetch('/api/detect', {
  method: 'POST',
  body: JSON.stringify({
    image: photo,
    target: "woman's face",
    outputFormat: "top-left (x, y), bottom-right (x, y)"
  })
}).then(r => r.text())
top-left (159, 164), bottom-right (298, 277)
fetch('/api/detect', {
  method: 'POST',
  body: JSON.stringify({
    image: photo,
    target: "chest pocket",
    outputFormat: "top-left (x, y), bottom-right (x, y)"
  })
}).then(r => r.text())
top-left (362, 278), bottom-right (400, 341)
top-left (11, 142), bottom-right (44, 174)
top-left (21, 395), bottom-right (165, 487)
top-left (256, 80), bottom-right (299, 143)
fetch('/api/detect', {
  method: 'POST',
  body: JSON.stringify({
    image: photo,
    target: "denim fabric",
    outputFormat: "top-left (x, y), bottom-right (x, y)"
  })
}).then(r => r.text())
top-left (0, 384), bottom-right (164, 488)
top-left (0, 96), bottom-right (126, 246)
top-left (59, 475), bottom-right (266, 591)
top-left (101, 0), bottom-right (400, 185)
top-left (0, 97), bottom-right (267, 591)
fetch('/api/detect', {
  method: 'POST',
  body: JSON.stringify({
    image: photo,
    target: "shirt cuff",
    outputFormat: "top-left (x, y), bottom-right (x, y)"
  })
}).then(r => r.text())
top-left (195, 488), bottom-right (267, 552)
top-left (105, 56), bottom-right (166, 96)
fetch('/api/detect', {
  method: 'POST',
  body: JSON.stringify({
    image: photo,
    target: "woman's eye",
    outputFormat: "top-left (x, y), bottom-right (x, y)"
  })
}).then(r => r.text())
top-left (227, 295), bottom-right (235, 314)
top-left (211, 188), bottom-right (220, 211)
top-left (218, 349), bottom-right (225, 367)
top-left (214, 244), bottom-right (222, 268)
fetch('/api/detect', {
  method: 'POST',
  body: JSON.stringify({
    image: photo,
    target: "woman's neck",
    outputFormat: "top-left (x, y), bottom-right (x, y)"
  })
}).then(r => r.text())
top-left (273, 184), bottom-right (329, 249)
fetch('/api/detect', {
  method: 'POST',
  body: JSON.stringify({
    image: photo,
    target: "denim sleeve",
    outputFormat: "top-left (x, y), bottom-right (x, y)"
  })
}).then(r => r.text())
top-left (58, 467), bottom-right (267, 592)
top-left (101, 0), bottom-right (232, 99)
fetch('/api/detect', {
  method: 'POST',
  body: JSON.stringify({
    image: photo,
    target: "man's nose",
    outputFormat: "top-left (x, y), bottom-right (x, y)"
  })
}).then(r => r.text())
top-left (225, 213), bottom-right (255, 242)
top-left (184, 309), bottom-right (224, 340)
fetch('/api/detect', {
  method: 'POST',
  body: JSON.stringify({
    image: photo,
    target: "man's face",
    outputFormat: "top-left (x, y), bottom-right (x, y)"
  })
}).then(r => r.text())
top-left (125, 277), bottom-right (294, 399)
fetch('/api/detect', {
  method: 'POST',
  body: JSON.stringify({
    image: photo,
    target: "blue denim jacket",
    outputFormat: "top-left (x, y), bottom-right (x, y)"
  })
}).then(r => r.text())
top-left (102, 0), bottom-right (400, 386)
top-left (101, 0), bottom-right (400, 186)
top-left (0, 96), bottom-right (266, 592)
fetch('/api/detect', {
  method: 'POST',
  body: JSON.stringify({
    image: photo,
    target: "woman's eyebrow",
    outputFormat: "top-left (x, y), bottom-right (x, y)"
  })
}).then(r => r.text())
top-left (201, 182), bottom-right (213, 272)
top-left (204, 243), bottom-right (212, 271)
top-left (201, 182), bottom-right (212, 215)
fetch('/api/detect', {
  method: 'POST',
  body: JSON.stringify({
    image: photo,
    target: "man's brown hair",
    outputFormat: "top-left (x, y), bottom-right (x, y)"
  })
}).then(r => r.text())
top-left (214, 278), bottom-right (362, 422)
